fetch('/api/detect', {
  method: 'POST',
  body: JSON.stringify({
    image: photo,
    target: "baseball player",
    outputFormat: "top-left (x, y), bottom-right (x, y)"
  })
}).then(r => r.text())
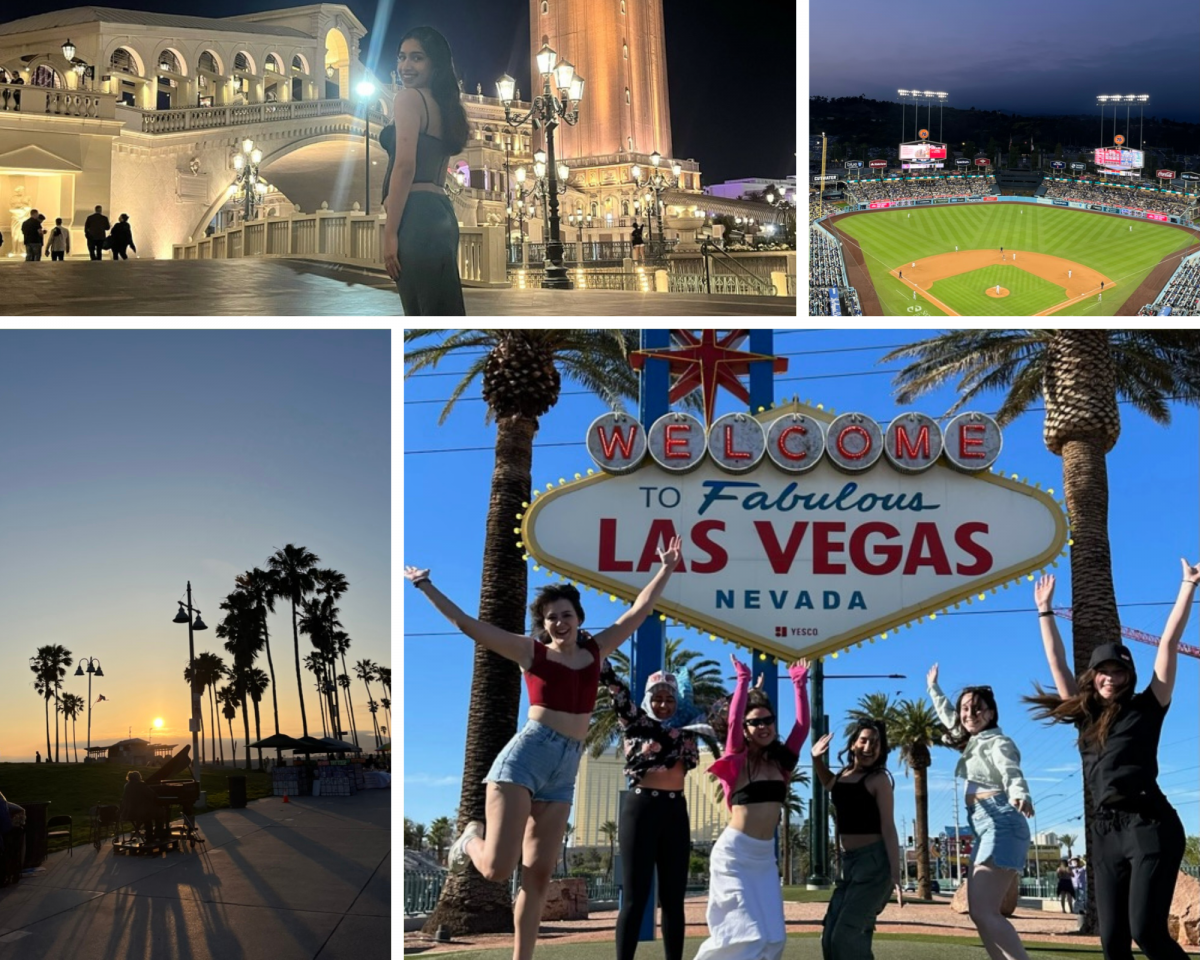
top-left (911, 261), bottom-right (915, 268)
top-left (1069, 269), bottom-right (1072, 279)
top-left (1129, 225), bottom-right (1133, 232)
top-left (1014, 252), bottom-right (1017, 261)
top-left (907, 213), bottom-right (911, 219)
top-left (996, 284), bottom-right (1000, 295)
top-left (1101, 281), bottom-right (1105, 292)
top-left (913, 290), bottom-right (916, 301)
top-left (1000, 245), bottom-right (1004, 260)
top-left (955, 245), bottom-right (958, 252)
top-left (899, 270), bottom-right (903, 280)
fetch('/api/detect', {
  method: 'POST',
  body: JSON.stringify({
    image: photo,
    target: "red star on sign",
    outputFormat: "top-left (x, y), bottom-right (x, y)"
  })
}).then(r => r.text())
top-left (629, 330), bottom-right (788, 425)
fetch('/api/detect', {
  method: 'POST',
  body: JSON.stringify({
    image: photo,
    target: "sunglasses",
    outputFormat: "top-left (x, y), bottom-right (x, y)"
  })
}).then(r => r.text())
top-left (745, 716), bottom-right (776, 729)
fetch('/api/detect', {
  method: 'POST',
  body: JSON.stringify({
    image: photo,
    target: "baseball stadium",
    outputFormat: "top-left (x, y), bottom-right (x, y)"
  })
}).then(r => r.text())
top-left (809, 100), bottom-right (1200, 318)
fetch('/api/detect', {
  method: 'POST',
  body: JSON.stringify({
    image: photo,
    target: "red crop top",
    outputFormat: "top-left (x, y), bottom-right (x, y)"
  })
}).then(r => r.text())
top-left (524, 636), bottom-right (602, 714)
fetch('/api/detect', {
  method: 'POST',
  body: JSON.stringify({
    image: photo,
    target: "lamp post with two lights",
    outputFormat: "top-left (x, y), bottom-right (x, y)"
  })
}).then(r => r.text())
top-left (172, 582), bottom-right (208, 771)
top-left (631, 151), bottom-right (682, 253)
top-left (356, 80), bottom-right (376, 214)
top-left (231, 138), bottom-right (267, 222)
top-left (73, 656), bottom-right (105, 759)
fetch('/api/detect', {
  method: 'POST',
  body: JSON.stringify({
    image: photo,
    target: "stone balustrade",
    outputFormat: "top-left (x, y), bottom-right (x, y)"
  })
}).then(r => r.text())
top-left (137, 98), bottom-right (387, 134)
top-left (0, 82), bottom-right (116, 119)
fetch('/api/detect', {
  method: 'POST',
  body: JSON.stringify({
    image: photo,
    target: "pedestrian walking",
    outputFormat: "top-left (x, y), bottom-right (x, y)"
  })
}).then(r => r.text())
top-left (381, 26), bottom-right (469, 315)
top-left (108, 214), bottom-right (136, 260)
top-left (630, 221), bottom-right (645, 263)
top-left (84, 205), bottom-right (110, 261)
top-left (46, 218), bottom-right (70, 261)
top-left (34, 213), bottom-right (46, 259)
top-left (1027, 566), bottom-right (1199, 960)
top-left (20, 209), bottom-right (43, 261)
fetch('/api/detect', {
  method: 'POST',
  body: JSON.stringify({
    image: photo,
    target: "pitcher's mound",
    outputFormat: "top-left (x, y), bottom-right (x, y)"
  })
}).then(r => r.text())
top-left (986, 287), bottom-right (1010, 298)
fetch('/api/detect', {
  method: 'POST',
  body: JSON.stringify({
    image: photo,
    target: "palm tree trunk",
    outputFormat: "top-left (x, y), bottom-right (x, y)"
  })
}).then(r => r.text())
top-left (360, 678), bottom-right (375, 743)
top-left (252, 698), bottom-right (263, 771)
top-left (54, 691), bottom-right (61, 763)
top-left (341, 652), bottom-right (360, 748)
top-left (240, 692), bottom-right (252, 770)
top-left (261, 609), bottom-right (282, 764)
top-left (73, 715), bottom-right (79, 763)
top-left (210, 686), bottom-right (221, 766)
top-left (227, 715), bottom-right (236, 765)
top-left (316, 679), bottom-right (328, 737)
top-left (291, 602), bottom-right (309, 737)
top-left (424, 414), bottom-right (535, 937)
top-left (328, 660), bottom-right (343, 738)
top-left (44, 693), bottom-right (52, 761)
top-left (915, 765), bottom-right (931, 900)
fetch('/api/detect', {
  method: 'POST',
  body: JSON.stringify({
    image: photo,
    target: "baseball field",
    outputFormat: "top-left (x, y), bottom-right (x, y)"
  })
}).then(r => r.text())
top-left (826, 203), bottom-right (1200, 317)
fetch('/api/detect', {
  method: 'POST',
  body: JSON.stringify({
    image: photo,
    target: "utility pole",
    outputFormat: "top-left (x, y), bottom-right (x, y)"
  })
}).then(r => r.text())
top-left (953, 776), bottom-right (962, 884)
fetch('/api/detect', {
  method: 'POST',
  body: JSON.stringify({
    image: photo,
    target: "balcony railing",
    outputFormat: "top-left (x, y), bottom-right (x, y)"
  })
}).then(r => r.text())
top-left (0, 82), bottom-right (116, 120)
top-left (137, 98), bottom-right (386, 134)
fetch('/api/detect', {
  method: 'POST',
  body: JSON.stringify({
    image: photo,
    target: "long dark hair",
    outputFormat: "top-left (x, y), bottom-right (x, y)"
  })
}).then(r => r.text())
top-left (943, 686), bottom-right (1000, 751)
top-left (711, 688), bottom-right (798, 775)
top-left (835, 720), bottom-right (892, 784)
top-left (529, 582), bottom-right (585, 644)
top-left (1023, 668), bottom-right (1131, 750)
top-left (399, 26), bottom-right (469, 155)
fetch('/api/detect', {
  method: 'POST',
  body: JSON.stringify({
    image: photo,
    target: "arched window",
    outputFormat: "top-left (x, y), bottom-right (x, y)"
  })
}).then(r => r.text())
top-left (157, 50), bottom-right (181, 74)
top-left (542, 0), bottom-right (548, 13)
top-left (30, 65), bottom-right (62, 88)
top-left (625, 88), bottom-right (630, 104)
top-left (199, 51), bottom-right (219, 74)
top-left (234, 52), bottom-right (253, 74)
top-left (265, 54), bottom-right (283, 74)
top-left (292, 54), bottom-right (308, 73)
top-left (622, 199), bottom-right (630, 216)
top-left (590, 201), bottom-right (598, 217)
top-left (110, 48), bottom-right (138, 75)
top-left (623, 42), bottom-right (628, 60)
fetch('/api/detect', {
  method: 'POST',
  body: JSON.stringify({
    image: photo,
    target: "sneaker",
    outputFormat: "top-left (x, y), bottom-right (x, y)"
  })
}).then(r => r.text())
top-left (447, 820), bottom-right (483, 874)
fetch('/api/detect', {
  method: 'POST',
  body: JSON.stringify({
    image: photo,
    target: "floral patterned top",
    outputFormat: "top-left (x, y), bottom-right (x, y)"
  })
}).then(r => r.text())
top-left (601, 660), bottom-right (701, 786)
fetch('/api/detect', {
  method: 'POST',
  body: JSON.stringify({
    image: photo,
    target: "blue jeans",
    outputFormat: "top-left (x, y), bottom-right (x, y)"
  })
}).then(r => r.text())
top-left (484, 720), bottom-right (583, 803)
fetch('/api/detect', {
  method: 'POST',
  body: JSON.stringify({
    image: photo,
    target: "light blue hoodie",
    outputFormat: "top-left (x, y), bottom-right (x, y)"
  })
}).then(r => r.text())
top-left (929, 680), bottom-right (1031, 802)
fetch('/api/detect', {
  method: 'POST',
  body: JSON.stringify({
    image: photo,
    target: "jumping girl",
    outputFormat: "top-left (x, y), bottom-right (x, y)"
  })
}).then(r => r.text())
top-left (1026, 564), bottom-right (1198, 960)
top-left (694, 654), bottom-right (809, 960)
top-left (928, 664), bottom-right (1034, 960)
top-left (812, 720), bottom-right (901, 960)
top-left (601, 660), bottom-right (708, 960)
top-left (404, 535), bottom-right (681, 960)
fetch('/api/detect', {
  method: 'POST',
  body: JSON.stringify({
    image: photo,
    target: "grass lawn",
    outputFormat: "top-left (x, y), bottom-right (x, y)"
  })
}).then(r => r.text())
top-left (0, 762), bottom-right (274, 852)
top-left (834, 204), bottom-right (1198, 316)
top-left (929, 265), bottom-right (1065, 317)
top-left (404, 934), bottom-right (1128, 959)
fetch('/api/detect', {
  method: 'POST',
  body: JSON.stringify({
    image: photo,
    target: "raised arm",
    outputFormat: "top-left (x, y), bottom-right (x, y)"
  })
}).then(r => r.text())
top-left (1034, 575), bottom-right (1077, 700)
top-left (925, 664), bottom-right (957, 729)
top-left (809, 732), bottom-right (838, 790)
top-left (599, 659), bottom-right (641, 728)
top-left (405, 565), bottom-right (534, 669)
top-left (724, 654), bottom-right (751, 756)
top-left (593, 535), bottom-right (682, 658)
top-left (783, 660), bottom-right (811, 755)
top-left (1151, 559), bottom-right (1199, 706)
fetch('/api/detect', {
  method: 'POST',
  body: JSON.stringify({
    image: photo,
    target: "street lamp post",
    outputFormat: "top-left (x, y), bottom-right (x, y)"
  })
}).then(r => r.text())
top-left (510, 164), bottom-right (539, 262)
top-left (232, 138), bottom-right (265, 222)
top-left (531, 149), bottom-right (571, 261)
top-left (356, 80), bottom-right (376, 216)
top-left (497, 43), bottom-right (585, 289)
top-left (631, 151), bottom-right (682, 257)
top-left (1031, 792), bottom-right (1064, 884)
top-left (172, 582), bottom-right (208, 772)
top-left (73, 656), bottom-right (104, 760)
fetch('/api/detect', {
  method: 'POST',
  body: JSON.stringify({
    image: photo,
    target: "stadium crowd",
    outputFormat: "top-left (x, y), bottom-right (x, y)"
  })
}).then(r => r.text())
top-left (1042, 178), bottom-right (1197, 218)
top-left (846, 175), bottom-right (997, 203)
top-left (810, 229), bottom-right (847, 287)
top-left (1144, 255), bottom-right (1200, 316)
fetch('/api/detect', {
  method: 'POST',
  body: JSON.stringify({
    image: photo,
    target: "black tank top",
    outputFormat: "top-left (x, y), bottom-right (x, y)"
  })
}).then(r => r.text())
top-left (831, 773), bottom-right (882, 833)
top-left (380, 89), bottom-right (449, 203)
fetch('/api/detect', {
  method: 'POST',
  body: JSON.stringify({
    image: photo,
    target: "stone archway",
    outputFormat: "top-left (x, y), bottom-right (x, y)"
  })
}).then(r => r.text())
top-left (323, 28), bottom-right (350, 100)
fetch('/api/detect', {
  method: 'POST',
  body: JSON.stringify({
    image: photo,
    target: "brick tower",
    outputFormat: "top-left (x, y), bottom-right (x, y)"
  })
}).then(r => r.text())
top-left (529, 0), bottom-right (673, 161)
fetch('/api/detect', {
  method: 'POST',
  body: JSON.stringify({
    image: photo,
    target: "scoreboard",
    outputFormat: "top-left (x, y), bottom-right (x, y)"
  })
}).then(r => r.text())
top-left (1094, 147), bottom-right (1145, 172)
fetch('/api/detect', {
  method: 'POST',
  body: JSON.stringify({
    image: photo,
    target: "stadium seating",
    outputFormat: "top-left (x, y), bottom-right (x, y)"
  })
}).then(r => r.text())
top-left (1042, 178), bottom-right (1196, 218)
top-left (845, 175), bottom-right (997, 203)
top-left (1144, 255), bottom-right (1200, 316)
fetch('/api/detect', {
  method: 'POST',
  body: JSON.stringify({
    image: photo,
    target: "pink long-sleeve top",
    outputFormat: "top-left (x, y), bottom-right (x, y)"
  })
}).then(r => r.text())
top-left (709, 661), bottom-right (810, 809)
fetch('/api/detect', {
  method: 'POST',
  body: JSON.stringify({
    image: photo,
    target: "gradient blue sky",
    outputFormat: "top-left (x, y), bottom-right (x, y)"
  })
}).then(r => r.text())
top-left (1, 331), bottom-right (391, 764)
top-left (810, 0), bottom-right (1200, 124)
top-left (403, 328), bottom-right (1199, 851)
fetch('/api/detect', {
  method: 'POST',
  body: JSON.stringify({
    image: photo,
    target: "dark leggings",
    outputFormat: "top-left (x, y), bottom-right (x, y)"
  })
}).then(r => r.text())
top-left (396, 191), bottom-right (465, 316)
top-left (616, 788), bottom-right (690, 960)
top-left (1092, 799), bottom-right (1188, 960)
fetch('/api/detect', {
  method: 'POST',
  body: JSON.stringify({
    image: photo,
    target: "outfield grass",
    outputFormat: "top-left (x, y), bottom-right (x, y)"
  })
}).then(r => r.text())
top-left (834, 204), bottom-right (1197, 316)
top-left (0, 762), bottom-right (274, 851)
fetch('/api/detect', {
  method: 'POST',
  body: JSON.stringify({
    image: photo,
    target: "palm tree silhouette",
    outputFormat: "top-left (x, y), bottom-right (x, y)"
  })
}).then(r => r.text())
top-left (428, 816), bottom-right (453, 865)
top-left (337, 672), bottom-right (359, 748)
top-left (355, 659), bottom-right (381, 746)
top-left (303, 652), bottom-right (328, 737)
top-left (244, 666), bottom-right (270, 769)
top-left (60, 692), bottom-right (85, 763)
top-left (30, 645), bottom-right (72, 762)
top-left (217, 589), bottom-right (262, 770)
top-left (598, 820), bottom-right (618, 879)
top-left (236, 566), bottom-right (283, 755)
top-left (218, 686), bottom-right (239, 765)
top-left (334, 631), bottom-right (358, 746)
top-left (377, 666), bottom-right (392, 741)
top-left (268, 544), bottom-right (320, 739)
top-left (405, 328), bottom-right (642, 936)
top-left (889, 698), bottom-right (948, 902)
top-left (315, 568), bottom-right (350, 736)
top-left (194, 651), bottom-right (227, 765)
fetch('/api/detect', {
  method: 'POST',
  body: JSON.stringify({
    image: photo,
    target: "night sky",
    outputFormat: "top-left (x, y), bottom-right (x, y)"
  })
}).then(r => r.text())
top-left (3, 0), bottom-right (797, 185)
top-left (810, 0), bottom-right (1199, 125)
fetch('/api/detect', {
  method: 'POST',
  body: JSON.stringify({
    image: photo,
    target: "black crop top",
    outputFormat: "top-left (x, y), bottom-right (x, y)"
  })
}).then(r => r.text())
top-left (831, 774), bottom-right (882, 834)
top-left (730, 779), bottom-right (786, 805)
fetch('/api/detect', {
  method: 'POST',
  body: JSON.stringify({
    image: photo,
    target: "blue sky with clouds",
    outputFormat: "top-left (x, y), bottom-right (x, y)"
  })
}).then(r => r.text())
top-left (402, 328), bottom-right (1199, 850)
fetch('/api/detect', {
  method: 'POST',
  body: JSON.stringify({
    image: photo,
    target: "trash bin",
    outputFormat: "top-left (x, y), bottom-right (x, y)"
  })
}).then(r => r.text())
top-left (228, 776), bottom-right (247, 809)
top-left (13, 801), bottom-right (49, 868)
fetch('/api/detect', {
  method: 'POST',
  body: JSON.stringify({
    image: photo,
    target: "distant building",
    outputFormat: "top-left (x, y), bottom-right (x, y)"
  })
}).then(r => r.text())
top-left (572, 747), bottom-right (731, 849)
top-left (704, 177), bottom-right (796, 203)
top-left (86, 738), bottom-right (176, 764)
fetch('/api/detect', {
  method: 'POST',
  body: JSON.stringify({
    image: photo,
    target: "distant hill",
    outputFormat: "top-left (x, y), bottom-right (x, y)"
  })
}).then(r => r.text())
top-left (810, 96), bottom-right (1199, 163)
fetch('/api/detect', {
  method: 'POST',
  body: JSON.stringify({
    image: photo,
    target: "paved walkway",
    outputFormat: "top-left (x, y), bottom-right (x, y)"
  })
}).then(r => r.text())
top-left (1, 260), bottom-right (796, 316)
top-left (0, 790), bottom-right (391, 960)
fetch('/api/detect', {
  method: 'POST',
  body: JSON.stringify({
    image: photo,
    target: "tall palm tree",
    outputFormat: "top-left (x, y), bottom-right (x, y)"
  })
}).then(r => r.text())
top-left (337, 673), bottom-right (358, 747)
top-left (183, 661), bottom-right (206, 764)
top-left (236, 567), bottom-right (283, 750)
top-left (883, 329), bottom-right (1200, 928)
top-left (314, 568), bottom-right (350, 737)
top-left (585, 638), bottom-right (725, 758)
top-left (428, 816), bottom-right (453, 865)
top-left (244, 666), bottom-right (270, 769)
top-left (30, 645), bottom-right (72, 762)
top-left (354, 659), bottom-right (381, 744)
top-left (60, 692), bottom-right (85, 763)
top-left (366, 698), bottom-right (381, 748)
top-left (1059, 833), bottom-right (1077, 860)
top-left (889, 698), bottom-right (948, 902)
top-left (267, 544), bottom-right (320, 738)
top-left (406, 329), bottom-right (642, 935)
top-left (218, 686), bottom-right (239, 764)
top-left (411, 822), bottom-right (426, 852)
top-left (300, 594), bottom-right (343, 738)
top-left (376, 666), bottom-right (391, 740)
top-left (598, 820), bottom-right (618, 879)
top-left (334, 632), bottom-right (359, 746)
top-left (561, 822), bottom-right (574, 876)
top-left (218, 590), bottom-right (262, 770)
top-left (194, 652), bottom-right (227, 766)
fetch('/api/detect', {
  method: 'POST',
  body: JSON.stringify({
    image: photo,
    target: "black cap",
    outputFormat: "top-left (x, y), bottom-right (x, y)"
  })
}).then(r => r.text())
top-left (1088, 643), bottom-right (1135, 674)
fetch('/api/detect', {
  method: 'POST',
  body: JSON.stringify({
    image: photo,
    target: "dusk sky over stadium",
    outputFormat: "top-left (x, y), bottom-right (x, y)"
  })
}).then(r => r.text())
top-left (811, 0), bottom-right (1200, 124)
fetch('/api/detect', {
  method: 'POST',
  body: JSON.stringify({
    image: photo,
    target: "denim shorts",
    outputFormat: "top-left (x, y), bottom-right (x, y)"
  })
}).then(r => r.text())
top-left (968, 793), bottom-right (1031, 871)
top-left (484, 720), bottom-right (584, 804)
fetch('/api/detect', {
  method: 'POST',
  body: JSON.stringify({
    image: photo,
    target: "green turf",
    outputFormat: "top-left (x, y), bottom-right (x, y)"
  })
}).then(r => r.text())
top-left (0, 761), bottom-right (274, 851)
top-left (403, 934), bottom-right (1132, 959)
top-left (929, 265), bottom-right (1066, 317)
top-left (834, 204), bottom-right (1198, 316)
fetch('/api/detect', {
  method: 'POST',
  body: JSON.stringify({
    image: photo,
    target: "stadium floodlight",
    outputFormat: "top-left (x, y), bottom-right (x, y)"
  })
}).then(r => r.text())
top-left (1123, 94), bottom-right (1137, 102)
top-left (898, 88), bottom-right (909, 95)
top-left (1097, 95), bottom-right (1109, 102)
top-left (923, 90), bottom-right (935, 97)
top-left (1137, 94), bottom-right (1150, 101)
top-left (936, 92), bottom-right (947, 99)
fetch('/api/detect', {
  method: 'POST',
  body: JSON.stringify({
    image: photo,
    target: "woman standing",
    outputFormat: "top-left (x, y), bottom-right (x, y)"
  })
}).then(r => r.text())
top-left (811, 721), bottom-right (901, 960)
top-left (601, 661), bottom-right (707, 960)
top-left (1056, 860), bottom-right (1076, 914)
top-left (404, 535), bottom-right (681, 960)
top-left (694, 654), bottom-right (809, 960)
top-left (1027, 564), bottom-right (1198, 960)
top-left (381, 26), bottom-right (468, 315)
top-left (109, 214), bottom-right (136, 260)
top-left (927, 664), bottom-right (1034, 960)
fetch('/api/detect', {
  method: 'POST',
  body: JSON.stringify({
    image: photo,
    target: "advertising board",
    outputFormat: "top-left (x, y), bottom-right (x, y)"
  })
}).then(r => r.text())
top-left (902, 163), bottom-right (944, 171)
top-left (974, 158), bottom-right (991, 166)
top-left (845, 161), bottom-right (864, 169)
top-left (955, 158), bottom-right (970, 166)
top-left (1052, 200), bottom-right (1069, 207)
top-left (982, 196), bottom-right (997, 201)
top-left (869, 160), bottom-right (888, 169)
top-left (1182, 172), bottom-right (1200, 182)
top-left (812, 174), bottom-right (839, 182)
top-left (1051, 161), bottom-right (1065, 170)
top-left (868, 201), bottom-right (894, 209)
top-left (523, 405), bottom-right (1067, 661)
top-left (1157, 169), bottom-right (1176, 179)
top-left (1146, 212), bottom-right (1169, 222)
top-left (900, 142), bottom-right (947, 161)
top-left (1094, 147), bottom-right (1145, 171)
top-left (1071, 162), bottom-right (1087, 170)
top-left (915, 199), bottom-right (931, 205)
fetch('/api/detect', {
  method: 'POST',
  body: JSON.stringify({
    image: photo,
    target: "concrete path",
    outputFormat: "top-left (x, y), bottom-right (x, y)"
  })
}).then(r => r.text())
top-left (0, 259), bottom-right (796, 316)
top-left (0, 790), bottom-right (391, 960)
